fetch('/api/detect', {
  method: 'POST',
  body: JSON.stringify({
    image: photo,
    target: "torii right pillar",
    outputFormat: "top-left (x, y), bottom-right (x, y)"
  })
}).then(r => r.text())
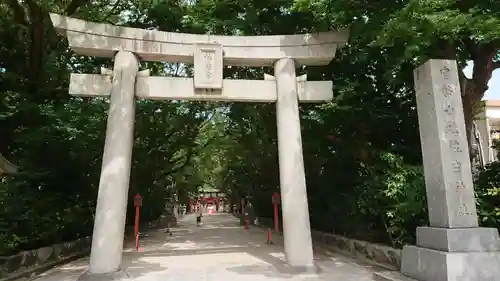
top-left (377, 60), bottom-right (500, 281)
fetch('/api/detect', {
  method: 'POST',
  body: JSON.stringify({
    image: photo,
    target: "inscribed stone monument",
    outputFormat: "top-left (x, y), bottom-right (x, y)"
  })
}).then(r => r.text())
top-left (375, 60), bottom-right (500, 281)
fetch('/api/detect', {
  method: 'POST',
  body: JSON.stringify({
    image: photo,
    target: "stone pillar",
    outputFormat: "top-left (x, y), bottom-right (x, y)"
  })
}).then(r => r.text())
top-left (80, 51), bottom-right (139, 280)
top-left (274, 57), bottom-right (315, 271)
top-left (400, 60), bottom-right (500, 281)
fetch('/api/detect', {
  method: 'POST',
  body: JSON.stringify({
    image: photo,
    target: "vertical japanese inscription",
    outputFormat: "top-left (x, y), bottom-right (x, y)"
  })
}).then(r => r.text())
top-left (194, 43), bottom-right (223, 90)
top-left (204, 51), bottom-right (214, 80)
top-left (454, 180), bottom-right (472, 216)
top-left (439, 63), bottom-right (472, 217)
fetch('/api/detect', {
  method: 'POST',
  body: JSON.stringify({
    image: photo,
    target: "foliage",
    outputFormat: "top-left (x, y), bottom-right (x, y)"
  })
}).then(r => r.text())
top-left (1, 0), bottom-right (499, 256)
top-left (357, 153), bottom-right (427, 247)
top-left (475, 139), bottom-right (500, 228)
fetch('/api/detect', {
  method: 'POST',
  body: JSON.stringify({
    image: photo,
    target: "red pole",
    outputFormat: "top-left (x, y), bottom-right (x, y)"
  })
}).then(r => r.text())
top-left (133, 193), bottom-right (143, 252)
top-left (267, 228), bottom-right (271, 244)
top-left (134, 206), bottom-right (140, 235)
top-left (135, 205), bottom-right (140, 251)
top-left (135, 232), bottom-right (140, 251)
top-left (273, 203), bottom-right (279, 233)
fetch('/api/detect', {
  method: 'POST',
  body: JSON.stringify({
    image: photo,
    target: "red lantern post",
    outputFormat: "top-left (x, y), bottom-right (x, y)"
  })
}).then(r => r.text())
top-left (133, 194), bottom-right (143, 251)
top-left (271, 192), bottom-right (280, 233)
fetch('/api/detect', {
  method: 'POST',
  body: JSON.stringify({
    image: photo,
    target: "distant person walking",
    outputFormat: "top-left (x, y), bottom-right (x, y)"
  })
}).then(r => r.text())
top-left (196, 211), bottom-right (203, 226)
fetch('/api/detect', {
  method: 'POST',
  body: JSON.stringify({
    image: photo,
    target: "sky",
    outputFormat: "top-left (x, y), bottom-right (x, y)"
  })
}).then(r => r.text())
top-left (463, 61), bottom-right (500, 100)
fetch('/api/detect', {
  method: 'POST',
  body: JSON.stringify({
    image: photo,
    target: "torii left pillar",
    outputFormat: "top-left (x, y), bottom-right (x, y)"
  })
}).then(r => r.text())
top-left (79, 51), bottom-right (138, 281)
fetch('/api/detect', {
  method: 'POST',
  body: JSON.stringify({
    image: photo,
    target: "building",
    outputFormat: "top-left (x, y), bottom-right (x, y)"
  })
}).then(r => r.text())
top-left (187, 185), bottom-right (226, 212)
top-left (475, 100), bottom-right (500, 164)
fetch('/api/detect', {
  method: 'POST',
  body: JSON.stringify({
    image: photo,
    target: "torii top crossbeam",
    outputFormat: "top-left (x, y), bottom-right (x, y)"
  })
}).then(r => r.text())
top-left (49, 13), bottom-right (349, 67)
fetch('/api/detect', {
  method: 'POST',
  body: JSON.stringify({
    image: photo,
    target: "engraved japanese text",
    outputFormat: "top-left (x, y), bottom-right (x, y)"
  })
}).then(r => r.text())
top-left (451, 160), bottom-right (462, 173)
top-left (203, 50), bottom-right (215, 81)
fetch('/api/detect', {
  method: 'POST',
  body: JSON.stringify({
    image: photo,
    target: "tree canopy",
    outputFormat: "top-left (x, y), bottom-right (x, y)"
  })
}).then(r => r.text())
top-left (0, 0), bottom-right (499, 256)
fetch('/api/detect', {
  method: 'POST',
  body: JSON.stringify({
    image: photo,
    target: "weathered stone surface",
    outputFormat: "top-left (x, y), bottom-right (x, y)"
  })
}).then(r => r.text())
top-left (401, 245), bottom-right (500, 281)
top-left (24, 250), bottom-right (38, 267)
top-left (37, 247), bottom-right (54, 264)
top-left (53, 243), bottom-right (64, 258)
top-left (73, 238), bottom-right (89, 252)
top-left (307, 228), bottom-right (400, 269)
top-left (372, 247), bottom-right (391, 265)
top-left (62, 241), bottom-right (77, 256)
top-left (4, 253), bottom-right (23, 272)
top-left (388, 248), bottom-right (402, 267)
top-left (414, 60), bottom-right (477, 229)
top-left (416, 226), bottom-right (500, 252)
top-left (354, 240), bottom-right (369, 257)
top-left (363, 243), bottom-right (374, 259)
top-left (0, 236), bottom-right (91, 279)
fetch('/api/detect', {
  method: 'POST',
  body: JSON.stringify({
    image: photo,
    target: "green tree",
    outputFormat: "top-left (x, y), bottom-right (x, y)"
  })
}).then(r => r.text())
top-left (293, 0), bottom-right (500, 154)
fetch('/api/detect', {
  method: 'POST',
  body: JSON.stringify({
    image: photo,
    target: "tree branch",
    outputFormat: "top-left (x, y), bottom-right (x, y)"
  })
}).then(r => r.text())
top-left (493, 60), bottom-right (500, 71)
top-left (99, 0), bottom-right (123, 22)
top-left (462, 37), bottom-right (478, 59)
top-left (22, 0), bottom-right (45, 87)
top-left (64, 0), bottom-right (91, 16)
top-left (165, 137), bottom-right (216, 177)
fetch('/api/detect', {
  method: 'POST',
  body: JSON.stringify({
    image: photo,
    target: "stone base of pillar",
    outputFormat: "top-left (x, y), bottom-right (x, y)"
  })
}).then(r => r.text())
top-left (400, 245), bottom-right (500, 281)
top-left (287, 264), bottom-right (321, 275)
top-left (414, 227), bottom-right (500, 252)
top-left (77, 269), bottom-right (132, 281)
top-left (373, 227), bottom-right (500, 281)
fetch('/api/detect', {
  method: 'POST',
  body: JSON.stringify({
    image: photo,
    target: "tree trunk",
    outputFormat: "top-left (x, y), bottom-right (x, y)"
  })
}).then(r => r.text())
top-left (432, 39), bottom-right (497, 162)
top-left (461, 79), bottom-right (478, 160)
top-left (464, 43), bottom-right (497, 158)
top-left (25, 0), bottom-right (45, 95)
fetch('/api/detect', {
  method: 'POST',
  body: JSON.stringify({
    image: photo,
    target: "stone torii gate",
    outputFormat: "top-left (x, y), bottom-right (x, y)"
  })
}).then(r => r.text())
top-left (50, 14), bottom-right (349, 280)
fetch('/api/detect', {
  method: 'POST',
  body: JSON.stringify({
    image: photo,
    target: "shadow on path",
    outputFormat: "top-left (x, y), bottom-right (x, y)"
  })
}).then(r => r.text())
top-left (30, 213), bottom-right (379, 281)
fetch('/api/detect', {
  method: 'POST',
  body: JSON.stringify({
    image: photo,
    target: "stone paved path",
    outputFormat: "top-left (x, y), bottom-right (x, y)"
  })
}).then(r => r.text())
top-left (28, 213), bottom-right (381, 281)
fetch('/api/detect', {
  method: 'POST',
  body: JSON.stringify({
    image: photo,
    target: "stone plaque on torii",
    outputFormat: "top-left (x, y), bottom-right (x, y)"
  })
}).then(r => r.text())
top-left (50, 13), bottom-right (349, 280)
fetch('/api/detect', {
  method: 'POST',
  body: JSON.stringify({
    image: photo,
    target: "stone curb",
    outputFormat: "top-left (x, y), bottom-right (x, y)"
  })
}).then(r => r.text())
top-left (0, 236), bottom-right (92, 280)
top-left (0, 251), bottom-right (89, 281)
top-left (309, 230), bottom-right (401, 270)
top-left (0, 213), bottom-right (181, 281)
top-left (255, 216), bottom-right (401, 270)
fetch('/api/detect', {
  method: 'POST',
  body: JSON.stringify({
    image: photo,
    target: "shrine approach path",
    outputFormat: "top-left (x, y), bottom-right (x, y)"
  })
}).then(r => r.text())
top-left (26, 213), bottom-right (384, 281)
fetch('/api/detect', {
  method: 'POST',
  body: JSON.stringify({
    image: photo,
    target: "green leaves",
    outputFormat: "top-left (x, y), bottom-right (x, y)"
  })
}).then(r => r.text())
top-left (0, 0), bottom-right (499, 256)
